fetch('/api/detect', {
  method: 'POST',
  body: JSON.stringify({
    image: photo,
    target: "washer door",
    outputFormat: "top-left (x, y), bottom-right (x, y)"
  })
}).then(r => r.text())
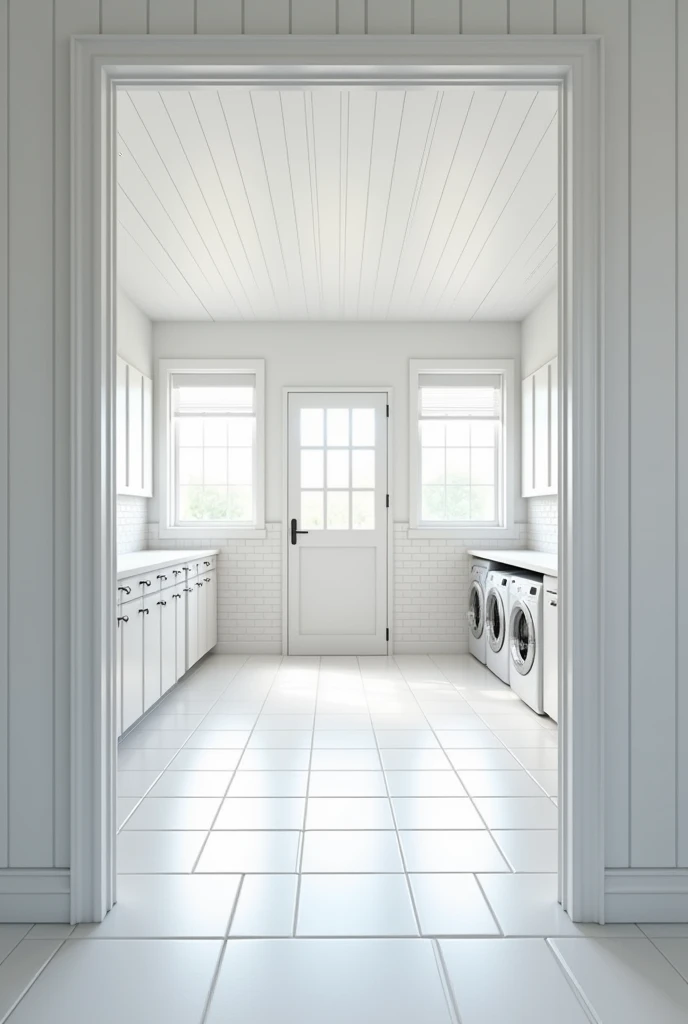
top-left (509, 600), bottom-right (536, 675)
top-left (485, 588), bottom-right (506, 653)
top-left (467, 580), bottom-right (484, 639)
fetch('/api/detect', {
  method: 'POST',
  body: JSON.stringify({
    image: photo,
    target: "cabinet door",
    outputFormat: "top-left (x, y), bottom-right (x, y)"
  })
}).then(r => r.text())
top-left (549, 357), bottom-right (558, 493)
top-left (186, 583), bottom-right (198, 669)
top-left (521, 374), bottom-right (534, 497)
top-left (172, 590), bottom-right (186, 681)
top-left (196, 580), bottom-right (207, 658)
top-left (205, 571), bottom-right (218, 650)
top-left (127, 367), bottom-right (143, 493)
top-left (142, 593), bottom-right (161, 712)
top-left (533, 364), bottom-right (550, 494)
top-left (121, 609), bottom-right (143, 733)
top-left (159, 595), bottom-right (176, 696)
top-left (142, 375), bottom-right (153, 497)
top-left (116, 358), bottom-right (128, 493)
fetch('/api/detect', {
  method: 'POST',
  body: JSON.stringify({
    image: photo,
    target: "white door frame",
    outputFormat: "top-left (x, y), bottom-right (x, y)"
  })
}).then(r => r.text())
top-left (281, 386), bottom-right (393, 656)
top-left (70, 34), bottom-right (603, 924)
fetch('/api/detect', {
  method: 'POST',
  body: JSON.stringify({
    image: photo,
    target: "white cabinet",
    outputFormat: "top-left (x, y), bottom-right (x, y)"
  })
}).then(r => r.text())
top-left (120, 608), bottom-right (143, 733)
top-left (116, 552), bottom-right (218, 738)
top-left (116, 356), bottom-right (153, 497)
top-left (522, 356), bottom-right (557, 497)
top-left (159, 593), bottom-right (176, 696)
top-left (543, 574), bottom-right (558, 723)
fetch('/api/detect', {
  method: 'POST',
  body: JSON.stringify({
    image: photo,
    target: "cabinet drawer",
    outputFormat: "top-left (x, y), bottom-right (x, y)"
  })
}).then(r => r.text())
top-left (117, 577), bottom-right (142, 605)
top-left (199, 555), bottom-right (216, 574)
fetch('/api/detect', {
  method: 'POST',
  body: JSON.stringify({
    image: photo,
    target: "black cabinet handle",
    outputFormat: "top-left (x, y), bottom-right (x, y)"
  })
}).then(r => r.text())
top-left (117, 615), bottom-right (129, 625)
top-left (204, 560), bottom-right (211, 566)
top-left (172, 570), bottom-right (182, 577)
top-left (118, 585), bottom-right (131, 595)
top-left (181, 567), bottom-right (190, 571)
top-left (157, 600), bottom-right (167, 606)
top-left (291, 518), bottom-right (309, 544)
top-left (138, 607), bottom-right (149, 615)
top-left (172, 593), bottom-right (181, 599)
top-left (204, 577), bottom-right (211, 583)
top-left (183, 588), bottom-right (193, 593)
top-left (157, 574), bottom-right (167, 581)
top-left (139, 579), bottom-right (151, 587)
top-left (196, 581), bottom-right (203, 587)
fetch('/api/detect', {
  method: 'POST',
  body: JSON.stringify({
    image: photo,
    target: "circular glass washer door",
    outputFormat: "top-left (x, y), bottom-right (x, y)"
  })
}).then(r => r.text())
top-left (468, 580), bottom-right (484, 639)
top-left (509, 600), bottom-right (536, 675)
top-left (485, 588), bottom-right (506, 653)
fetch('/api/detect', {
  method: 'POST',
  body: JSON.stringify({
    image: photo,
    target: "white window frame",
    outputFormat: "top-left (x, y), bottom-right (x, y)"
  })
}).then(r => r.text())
top-left (157, 358), bottom-right (266, 539)
top-left (409, 358), bottom-right (519, 539)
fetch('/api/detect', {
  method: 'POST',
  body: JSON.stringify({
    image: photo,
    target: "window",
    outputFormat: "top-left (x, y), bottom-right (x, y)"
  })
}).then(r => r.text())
top-left (158, 360), bottom-right (265, 538)
top-left (410, 360), bottom-right (516, 536)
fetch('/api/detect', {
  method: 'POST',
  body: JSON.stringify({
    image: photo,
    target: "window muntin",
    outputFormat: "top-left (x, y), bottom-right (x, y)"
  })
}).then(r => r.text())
top-left (417, 372), bottom-right (503, 527)
top-left (172, 372), bottom-right (257, 526)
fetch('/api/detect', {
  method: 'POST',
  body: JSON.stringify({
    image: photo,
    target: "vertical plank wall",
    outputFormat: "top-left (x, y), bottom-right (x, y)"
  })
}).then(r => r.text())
top-left (0, 0), bottom-right (685, 878)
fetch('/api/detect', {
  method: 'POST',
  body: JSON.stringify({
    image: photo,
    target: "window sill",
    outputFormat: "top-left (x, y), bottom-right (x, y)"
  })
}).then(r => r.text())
top-left (158, 526), bottom-right (267, 541)
top-left (407, 524), bottom-right (523, 541)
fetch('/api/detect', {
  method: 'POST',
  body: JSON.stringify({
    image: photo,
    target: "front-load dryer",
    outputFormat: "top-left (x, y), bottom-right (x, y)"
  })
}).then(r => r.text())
top-left (467, 557), bottom-right (504, 664)
top-left (485, 570), bottom-right (510, 684)
top-left (508, 575), bottom-right (544, 714)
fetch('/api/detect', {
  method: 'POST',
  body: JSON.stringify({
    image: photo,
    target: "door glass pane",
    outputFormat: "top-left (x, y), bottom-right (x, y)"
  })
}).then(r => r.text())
top-left (326, 449), bottom-right (349, 488)
top-left (352, 491), bottom-right (374, 530)
top-left (352, 450), bottom-right (375, 488)
top-left (352, 408), bottom-right (375, 446)
top-left (327, 408), bottom-right (349, 447)
top-left (446, 448), bottom-right (470, 485)
top-left (327, 491), bottom-right (349, 530)
top-left (301, 490), bottom-right (324, 529)
top-left (301, 449), bottom-right (324, 488)
top-left (301, 408), bottom-right (324, 446)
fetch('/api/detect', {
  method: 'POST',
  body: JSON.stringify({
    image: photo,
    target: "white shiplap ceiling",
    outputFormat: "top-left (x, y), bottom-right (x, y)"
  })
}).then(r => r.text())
top-left (116, 87), bottom-right (558, 322)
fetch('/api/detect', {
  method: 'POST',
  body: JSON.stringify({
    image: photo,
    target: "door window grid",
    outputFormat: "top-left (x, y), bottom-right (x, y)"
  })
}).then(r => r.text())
top-left (299, 408), bottom-right (376, 530)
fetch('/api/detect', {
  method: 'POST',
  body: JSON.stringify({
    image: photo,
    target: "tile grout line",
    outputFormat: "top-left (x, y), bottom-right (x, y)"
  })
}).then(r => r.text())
top-left (198, 939), bottom-right (229, 1024)
top-left (430, 937), bottom-right (464, 1024)
top-left (544, 938), bottom-right (601, 1024)
top-left (224, 873), bottom-right (245, 940)
top-left (0, 938), bottom-right (67, 1024)
top-left (292, 656), bottom-right (322, 937)
top-left (359, 657), bottom-right (424, 938)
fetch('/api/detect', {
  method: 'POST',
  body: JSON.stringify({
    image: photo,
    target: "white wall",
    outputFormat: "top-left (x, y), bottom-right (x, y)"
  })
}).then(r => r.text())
top-left (116, 287), bottom-right (153, 553)
top-left (0, 0), bottom-right (685, 907)
top-left (521, 287), bottom-right (559, 553)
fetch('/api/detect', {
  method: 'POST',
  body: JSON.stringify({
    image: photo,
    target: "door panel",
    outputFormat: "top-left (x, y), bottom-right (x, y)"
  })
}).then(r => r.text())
top-left (288, 392), bottom-right (388, 655)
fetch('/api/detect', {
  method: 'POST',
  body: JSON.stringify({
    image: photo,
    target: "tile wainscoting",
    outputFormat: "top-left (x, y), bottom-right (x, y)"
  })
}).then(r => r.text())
top-left (526, 497), bottom-right (558, 554)
top-left (145, 523), bottom-right (528, 655)
top-left (116, 496), bottom-right (153, 555)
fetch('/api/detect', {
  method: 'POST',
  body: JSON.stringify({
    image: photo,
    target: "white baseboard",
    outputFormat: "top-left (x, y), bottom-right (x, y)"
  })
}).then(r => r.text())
top-left (214, 641), bottom-right (283, 655)
top-left (605, 870), bottom-right (688, 922)
top-left (393, 641), bottom-right (468, 655)
top-left (0, 870), bottom-right (70, 923)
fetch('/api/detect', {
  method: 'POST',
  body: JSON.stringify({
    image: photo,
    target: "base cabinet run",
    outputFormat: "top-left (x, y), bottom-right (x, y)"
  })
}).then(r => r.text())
top-left (116, 555), bottom-right (218, 738)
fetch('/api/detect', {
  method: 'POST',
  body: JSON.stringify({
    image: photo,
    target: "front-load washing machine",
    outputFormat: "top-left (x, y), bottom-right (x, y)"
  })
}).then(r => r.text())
top-left (485, 570), bottom-right (510, 684)
top-left (468, 557), bottom-right (504, 664)
top-left (508, 575), bottom-right (544, 714)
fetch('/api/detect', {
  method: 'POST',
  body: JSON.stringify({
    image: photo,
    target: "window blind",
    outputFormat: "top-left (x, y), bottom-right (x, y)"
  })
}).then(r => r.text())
top-left (171, 372), bottom-right (256, 416)
top-left (418, 373), bottom-right (502, 419)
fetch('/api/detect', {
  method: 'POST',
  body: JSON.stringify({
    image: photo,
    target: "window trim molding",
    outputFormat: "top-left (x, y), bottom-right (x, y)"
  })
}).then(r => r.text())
top-left (156, 357), bottom-right (266, 540)
top-left (409, 358), bottom-right (518, 539)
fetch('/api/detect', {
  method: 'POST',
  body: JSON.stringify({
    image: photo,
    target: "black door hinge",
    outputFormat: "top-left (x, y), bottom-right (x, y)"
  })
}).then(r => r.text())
top-left (386, 627), bottom-right (389, 641)
top-left (386, 494), bottom-right (389, 508)
top-left (386, 404), bottom-right (389, 417)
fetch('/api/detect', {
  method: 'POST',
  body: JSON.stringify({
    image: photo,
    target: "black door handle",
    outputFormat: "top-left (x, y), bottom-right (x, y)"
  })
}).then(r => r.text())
top-left (291, 518), bottom-right (309, 545)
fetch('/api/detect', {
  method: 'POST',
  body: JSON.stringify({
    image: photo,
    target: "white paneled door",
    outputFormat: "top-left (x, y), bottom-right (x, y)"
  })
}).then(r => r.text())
top-left (288, 393), bottom-right (388, 655)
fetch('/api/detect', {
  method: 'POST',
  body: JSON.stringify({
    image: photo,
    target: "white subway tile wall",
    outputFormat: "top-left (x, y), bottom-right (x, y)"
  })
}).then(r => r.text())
top-left (116, 496), bottom-right (153, 555)
top-left (393, 523), bottom-right (529, 654)
top-left (526, 497), bottom-right (558, 554)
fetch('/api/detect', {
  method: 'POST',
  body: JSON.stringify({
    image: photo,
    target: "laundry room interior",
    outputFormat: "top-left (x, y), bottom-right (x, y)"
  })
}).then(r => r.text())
top-left (113, 83), bottom-right (562, 937)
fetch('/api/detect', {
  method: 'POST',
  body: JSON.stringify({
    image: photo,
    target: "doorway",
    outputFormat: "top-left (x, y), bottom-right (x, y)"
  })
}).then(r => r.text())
top-left (71, 36), bottom-right (603, 928)
top-left (287, 391), bottom-right (390, 656)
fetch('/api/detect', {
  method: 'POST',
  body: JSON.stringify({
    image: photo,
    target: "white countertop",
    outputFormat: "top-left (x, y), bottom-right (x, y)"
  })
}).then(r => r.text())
top-left (468, 548), bottom-right (558, 577)
top-left (117, 549), bottom-right (219, 580)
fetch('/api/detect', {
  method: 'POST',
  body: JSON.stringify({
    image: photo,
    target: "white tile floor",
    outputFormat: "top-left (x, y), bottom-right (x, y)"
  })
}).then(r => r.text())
top-left (3, 653), bottom-right (688, 1022)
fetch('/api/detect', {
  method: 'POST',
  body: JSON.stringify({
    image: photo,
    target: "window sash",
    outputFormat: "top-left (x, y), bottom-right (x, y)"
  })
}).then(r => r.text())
top-left (171, 415), bottom-right (257, 527)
